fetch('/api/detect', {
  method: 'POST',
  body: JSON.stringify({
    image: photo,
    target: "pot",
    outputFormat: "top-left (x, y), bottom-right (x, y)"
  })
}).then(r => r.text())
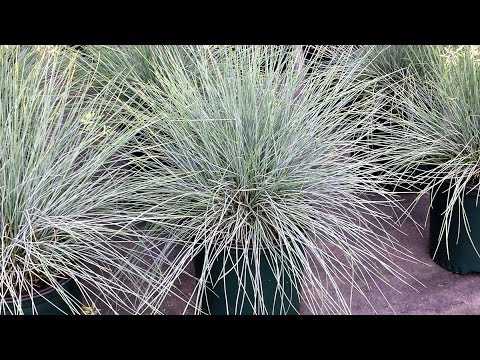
top-left (430, 182), bottom-right (480, 275)
top-left (193, 244), bottom-right (302, 315)
top-left (3, 277), bottom-right (82, 315)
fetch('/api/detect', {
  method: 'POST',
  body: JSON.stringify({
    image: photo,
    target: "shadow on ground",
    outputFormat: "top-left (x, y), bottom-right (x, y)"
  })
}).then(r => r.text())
top-left (344, 193), bottom-right (480, 315)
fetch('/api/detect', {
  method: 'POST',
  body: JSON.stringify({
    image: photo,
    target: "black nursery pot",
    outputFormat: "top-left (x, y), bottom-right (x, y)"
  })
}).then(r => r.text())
top-left (193, 245), bottom-right (302, 315)
top-left (430, 182), bottom-right (480, 275)
top-left (3, 278), bottom-right (82, 315)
